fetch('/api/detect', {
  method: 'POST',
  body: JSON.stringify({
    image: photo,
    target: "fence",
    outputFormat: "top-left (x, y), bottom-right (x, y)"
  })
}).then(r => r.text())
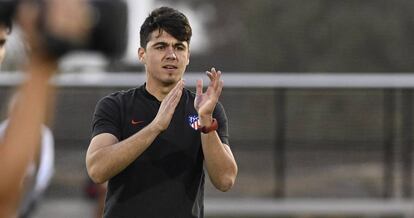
top-left (0, 72), bottom-right (413, 217)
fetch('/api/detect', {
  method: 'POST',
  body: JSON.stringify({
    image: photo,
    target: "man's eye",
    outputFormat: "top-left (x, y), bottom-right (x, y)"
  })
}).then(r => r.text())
top-left (155, 46), bottom-right (165, 50)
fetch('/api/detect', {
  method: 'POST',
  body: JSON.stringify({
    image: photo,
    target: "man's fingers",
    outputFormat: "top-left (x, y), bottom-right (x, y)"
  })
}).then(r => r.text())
top-left (213, 70), bottom-right (222, 90)
top-left (154, 81), bottom-right (184, 130)
top-left (167, 89), bottom-right (181, 109)
top-left (206, 70), bottom-right (217, 91)
top-left (216, 80), bottom-right (223, 97)
top-left (171, 88), bottom-right (182, 107)
top-left (196, 79), bottom-right (203, 96)
top-left (210, 67), bottom-right (217, 75)
top-left (205, 68), bottom-right (223, 94)
top-left (165, 80), bottom-right (183, 99)
top-left (173, 79), bottom-right (184, 91)
top-left (206, 71), bottom-right (214, 81)
top-left (200, 68), bottom-right (223, 99)
top-left (217, 70), bottom-right (222, 79)
top-left (160, 80), bottom-right (183, 112)
top-left (174, 79), bottom-right (184, 94)
top-left (169, 80), bottom-right (183, 103)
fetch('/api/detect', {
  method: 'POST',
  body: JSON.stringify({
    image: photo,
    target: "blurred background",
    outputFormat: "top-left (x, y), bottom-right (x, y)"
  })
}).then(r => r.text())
top-left (1, 0), bottom-right (414, 217)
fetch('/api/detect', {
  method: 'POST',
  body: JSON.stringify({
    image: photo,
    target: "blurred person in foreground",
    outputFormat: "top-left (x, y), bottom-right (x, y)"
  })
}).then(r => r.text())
top-left (0, 19), bottom-right (56, 218)
top-left (86, 6), bottom-right (238, 218)
top-left (0, 0), bottom-right (91, 217)
top-left (0, 93), bottom-right (55, 218)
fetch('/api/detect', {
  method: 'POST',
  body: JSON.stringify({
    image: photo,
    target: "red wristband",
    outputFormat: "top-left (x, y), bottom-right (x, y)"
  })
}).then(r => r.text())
top-left (199, 118), bottom-right (218, 134)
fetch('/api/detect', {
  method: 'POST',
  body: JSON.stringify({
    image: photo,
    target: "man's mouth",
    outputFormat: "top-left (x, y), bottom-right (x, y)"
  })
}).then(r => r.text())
top-left (163, 65), bottom-right (177, 69)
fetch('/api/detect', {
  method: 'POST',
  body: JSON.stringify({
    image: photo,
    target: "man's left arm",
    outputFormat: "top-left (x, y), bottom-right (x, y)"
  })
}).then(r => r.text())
top-left (200, 123), bottom-right (237, 192)
top-left (195, 68), bottom-right (238, 192)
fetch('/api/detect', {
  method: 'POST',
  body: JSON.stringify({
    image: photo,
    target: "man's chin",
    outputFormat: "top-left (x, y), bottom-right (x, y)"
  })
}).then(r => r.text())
top-left (162, 74), bottom-right (182, 85)
top-left (161, 78), bottom-right (180, 86)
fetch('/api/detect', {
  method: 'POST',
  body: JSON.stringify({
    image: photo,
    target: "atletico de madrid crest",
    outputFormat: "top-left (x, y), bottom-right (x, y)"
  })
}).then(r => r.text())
top-left (188, 115), bottom-right (200, 130)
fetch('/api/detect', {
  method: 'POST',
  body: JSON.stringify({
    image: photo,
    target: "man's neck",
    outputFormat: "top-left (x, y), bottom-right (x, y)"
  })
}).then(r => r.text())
top-left (145, 81), bottom-right (176, 101)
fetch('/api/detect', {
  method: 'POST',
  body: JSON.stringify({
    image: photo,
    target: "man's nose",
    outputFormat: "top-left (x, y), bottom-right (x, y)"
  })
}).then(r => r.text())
top-left (165, 47), bottom-right (177, 60)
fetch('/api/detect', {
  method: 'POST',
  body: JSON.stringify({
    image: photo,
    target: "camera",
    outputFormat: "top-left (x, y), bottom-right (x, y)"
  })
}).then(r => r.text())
top-left (0, 0), bottom-right (128, 59)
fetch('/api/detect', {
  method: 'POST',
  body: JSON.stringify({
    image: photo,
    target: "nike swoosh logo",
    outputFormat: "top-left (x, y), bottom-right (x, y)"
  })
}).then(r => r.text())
top-left (131, 120), bottom-right (144, 125)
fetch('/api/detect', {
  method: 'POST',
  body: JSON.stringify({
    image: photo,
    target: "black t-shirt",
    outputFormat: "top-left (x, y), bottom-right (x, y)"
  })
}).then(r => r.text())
top-left (91, 84), bottom-right (229, 218)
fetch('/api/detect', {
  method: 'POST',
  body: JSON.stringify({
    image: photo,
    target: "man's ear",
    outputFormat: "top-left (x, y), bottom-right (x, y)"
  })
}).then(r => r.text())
top-left (138, 47), bottom-right (145, 63)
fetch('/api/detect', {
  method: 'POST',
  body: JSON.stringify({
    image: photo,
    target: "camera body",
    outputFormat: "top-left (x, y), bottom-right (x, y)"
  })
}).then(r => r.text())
top-left (0, 0), bottom-right (15, 30)
top-left (0, 0), bottom-right (128, 59)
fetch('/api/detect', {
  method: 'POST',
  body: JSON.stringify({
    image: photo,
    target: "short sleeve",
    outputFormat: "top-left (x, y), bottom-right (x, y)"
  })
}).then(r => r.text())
top-left (91, 95), bottom-right (122, 140)
top-left (213, 102), bottom-right (230, 146)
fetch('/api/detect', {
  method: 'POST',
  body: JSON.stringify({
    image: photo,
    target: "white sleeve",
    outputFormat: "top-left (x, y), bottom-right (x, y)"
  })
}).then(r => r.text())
top-left (0, 120), bottom-right (8, 138)
top-left (33, 125), bottom-right (55, 198)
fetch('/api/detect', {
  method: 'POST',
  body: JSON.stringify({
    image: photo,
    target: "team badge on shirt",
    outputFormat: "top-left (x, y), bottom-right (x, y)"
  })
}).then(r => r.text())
top-left (188, 115), bottom-right (200, 130)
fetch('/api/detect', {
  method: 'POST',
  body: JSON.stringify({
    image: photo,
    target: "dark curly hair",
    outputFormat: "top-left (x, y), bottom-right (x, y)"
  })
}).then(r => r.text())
top-left (140, 7), bottom-right (192, 49)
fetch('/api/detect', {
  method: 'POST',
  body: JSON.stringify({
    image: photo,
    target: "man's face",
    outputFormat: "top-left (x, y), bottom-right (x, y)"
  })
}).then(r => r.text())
top-left (138, 29), bottom-right (190, 86)
top-left (0, 25), bottom-right (8, 64)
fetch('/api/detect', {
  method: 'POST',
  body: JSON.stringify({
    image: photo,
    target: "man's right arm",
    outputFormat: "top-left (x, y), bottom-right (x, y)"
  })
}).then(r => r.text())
top-left (85, 80), bottom-right (184, 184)
top-left (86, 123), bottom-right (162, 184)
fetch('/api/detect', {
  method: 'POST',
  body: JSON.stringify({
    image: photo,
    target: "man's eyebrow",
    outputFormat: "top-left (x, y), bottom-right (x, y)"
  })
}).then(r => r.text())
top-left (151, 41), bottom-right (186, 47)
top-left (151, 42), bottom-right (168, 47)
top-left (174, 42), bottom-right (186, 47)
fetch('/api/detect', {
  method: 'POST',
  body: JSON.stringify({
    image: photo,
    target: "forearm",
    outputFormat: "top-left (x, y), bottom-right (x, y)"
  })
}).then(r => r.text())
top-left (0, 59), bottom-right (55, 208)
top-left (86, 122), bottom-right (162, 183)
top-left (201, 131), bottom-right (238, 192)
